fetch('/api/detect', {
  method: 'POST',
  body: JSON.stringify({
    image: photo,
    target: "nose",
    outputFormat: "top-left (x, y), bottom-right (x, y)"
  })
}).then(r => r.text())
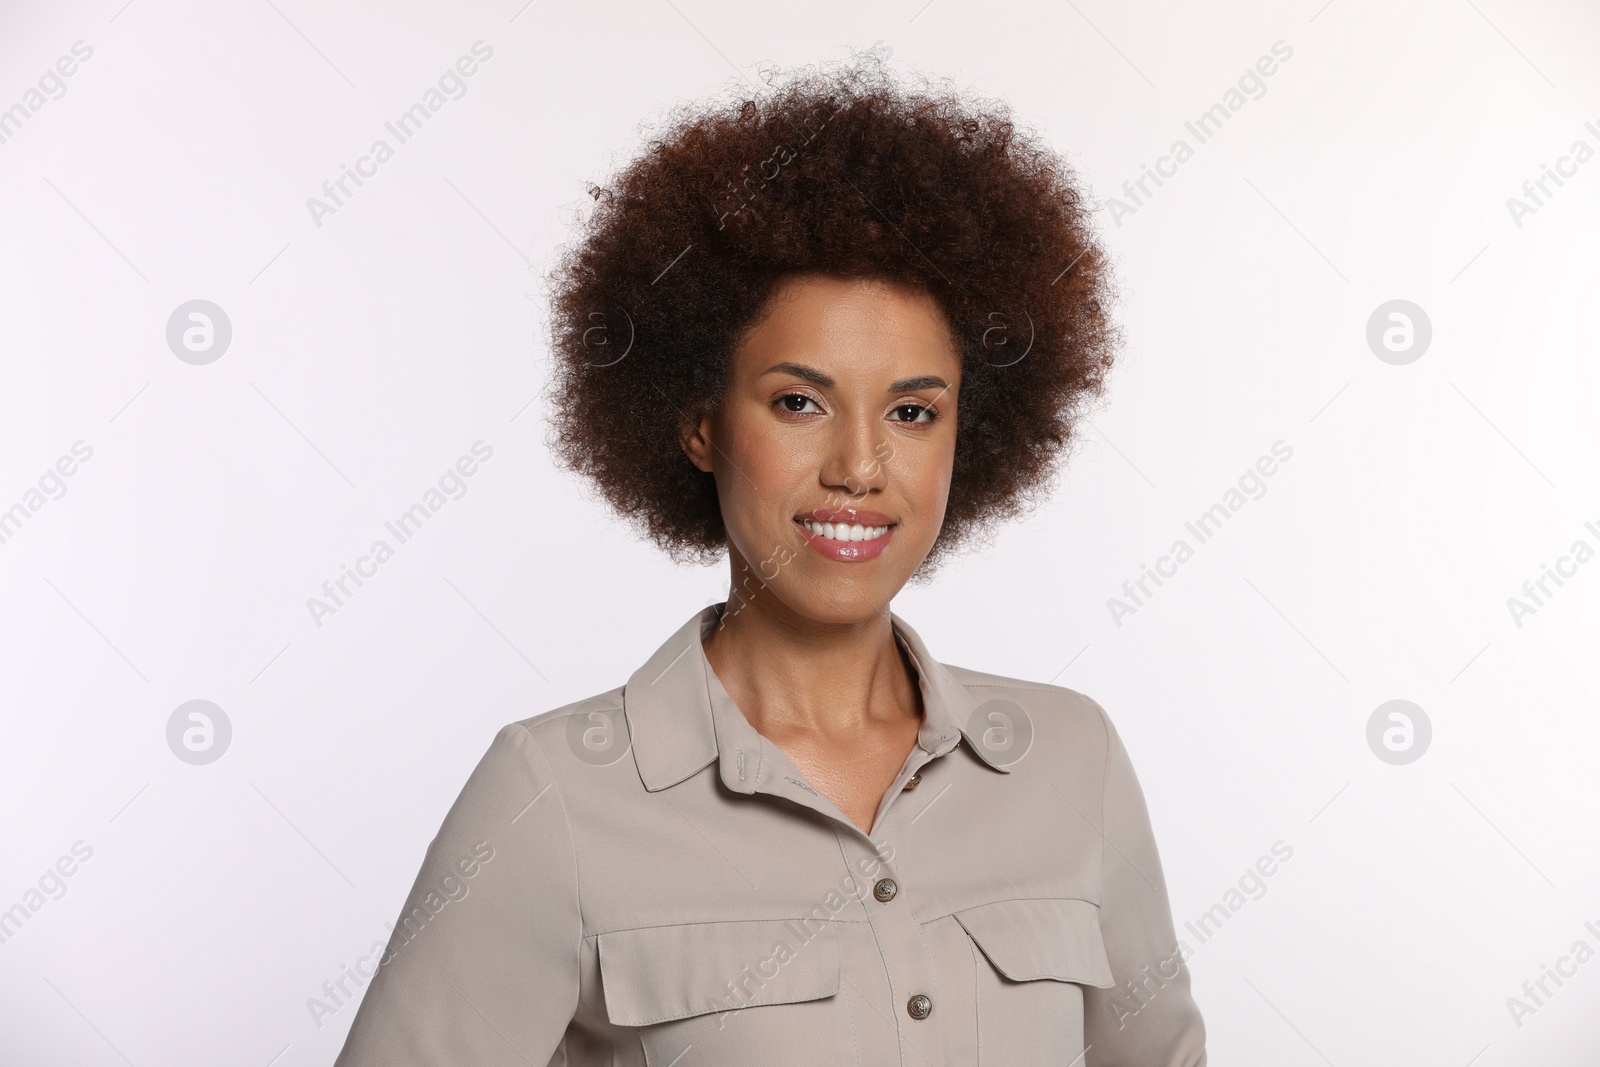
top-left (819, 409), bottom-right (889, 498)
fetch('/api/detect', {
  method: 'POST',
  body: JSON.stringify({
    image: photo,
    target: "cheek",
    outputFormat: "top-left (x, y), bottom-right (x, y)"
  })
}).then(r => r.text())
top-left (741, 427), bottom-right (817, 484)
top-left (904, 435), bottom-right (956, 519)
top-left (714, 414), bottom-right (814, 531)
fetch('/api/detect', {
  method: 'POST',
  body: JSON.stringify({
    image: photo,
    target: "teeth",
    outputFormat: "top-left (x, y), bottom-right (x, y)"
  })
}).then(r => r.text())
top-left (801, 520), bottom-right (890, 542)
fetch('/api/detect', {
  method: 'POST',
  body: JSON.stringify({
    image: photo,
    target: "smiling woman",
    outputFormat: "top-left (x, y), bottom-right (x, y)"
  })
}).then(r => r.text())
top-left (334, 50), bottom-right (1207, 1067)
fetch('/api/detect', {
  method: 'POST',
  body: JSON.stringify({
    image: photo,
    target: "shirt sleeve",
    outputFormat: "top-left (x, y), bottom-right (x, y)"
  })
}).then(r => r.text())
top-left (334, 722), bottom-right (582, 1066)
top-left (1081, 699), bottom-right (1208, 1066)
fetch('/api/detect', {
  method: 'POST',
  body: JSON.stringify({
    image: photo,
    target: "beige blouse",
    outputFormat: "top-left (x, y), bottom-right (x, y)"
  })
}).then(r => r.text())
top-left (333, 603), bottom-right (1207, 1065)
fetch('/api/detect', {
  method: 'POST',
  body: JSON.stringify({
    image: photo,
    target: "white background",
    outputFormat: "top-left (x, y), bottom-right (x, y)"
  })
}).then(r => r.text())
top-left (2, 0), bottom-right (1598, 1063)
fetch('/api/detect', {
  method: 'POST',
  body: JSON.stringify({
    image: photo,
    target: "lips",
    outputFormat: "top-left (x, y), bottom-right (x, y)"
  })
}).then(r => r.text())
top-left (793, 507), bottom-right (898, 562)
top-left (795, 507), bottom-right (895, 526)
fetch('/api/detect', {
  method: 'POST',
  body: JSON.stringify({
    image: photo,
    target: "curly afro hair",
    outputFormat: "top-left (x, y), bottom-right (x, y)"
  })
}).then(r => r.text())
top-left (543, 50), bottom-right (1119, 578)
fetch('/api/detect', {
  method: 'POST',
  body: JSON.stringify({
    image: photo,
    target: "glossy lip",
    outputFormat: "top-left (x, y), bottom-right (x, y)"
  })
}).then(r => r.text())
top-left (795, 507), bottom-right (895, 526)
top-left (793, 509), bottom-right (897, 562)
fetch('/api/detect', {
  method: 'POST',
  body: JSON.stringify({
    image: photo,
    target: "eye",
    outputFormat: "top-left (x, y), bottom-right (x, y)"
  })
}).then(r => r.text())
top-left (890, 403), bottom-right (938, 424)
top-left (774, 392), bottom-right (823, 414)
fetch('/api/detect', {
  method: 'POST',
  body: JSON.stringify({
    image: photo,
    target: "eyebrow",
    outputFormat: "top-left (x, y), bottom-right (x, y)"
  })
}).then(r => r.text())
top-left (760, 361), bottom-right (950, 393)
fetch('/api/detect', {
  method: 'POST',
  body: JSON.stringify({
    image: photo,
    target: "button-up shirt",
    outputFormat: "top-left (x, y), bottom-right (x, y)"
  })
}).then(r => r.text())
top-left (334, 603), bottom-right (1207, 1066)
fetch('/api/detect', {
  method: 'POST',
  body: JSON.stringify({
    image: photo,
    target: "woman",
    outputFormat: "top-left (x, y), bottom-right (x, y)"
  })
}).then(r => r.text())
top-left (335, 53), bottom-right (1206, 1066)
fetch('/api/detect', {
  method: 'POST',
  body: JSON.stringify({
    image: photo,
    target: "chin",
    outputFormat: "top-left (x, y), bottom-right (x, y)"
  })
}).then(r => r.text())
top-left (773, 564), bottom-right (917, 624)
top-left (724, 521), bottom-right (930, 622)
top-left (801, 589), bottom-right (893, 624)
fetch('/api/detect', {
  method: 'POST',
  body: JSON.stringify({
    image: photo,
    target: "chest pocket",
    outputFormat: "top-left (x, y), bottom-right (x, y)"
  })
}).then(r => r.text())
top-left (597, 917), bottom-right (847, 1067)
top-left (953, 896), bottom-right (1116, 985)
top-left (952, 897), bottom-right (1115, 1064)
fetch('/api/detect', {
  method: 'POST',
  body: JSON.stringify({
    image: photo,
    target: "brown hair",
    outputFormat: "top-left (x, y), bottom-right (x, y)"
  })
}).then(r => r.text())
top-left (544, 51), bottom-right (1119, 577)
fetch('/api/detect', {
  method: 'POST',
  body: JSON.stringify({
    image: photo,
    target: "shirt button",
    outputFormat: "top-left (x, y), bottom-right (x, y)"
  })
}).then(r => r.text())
top-left (907, 994), bottom-right (932, 1020)
top-left (903, 772), bottom-right (923, 790)
top-left (873, 877), bottom-right (898, 902)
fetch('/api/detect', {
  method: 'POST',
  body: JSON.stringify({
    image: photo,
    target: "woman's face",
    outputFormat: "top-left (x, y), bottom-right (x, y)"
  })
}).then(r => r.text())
top-left (681, 273), bottom-right (962, 624)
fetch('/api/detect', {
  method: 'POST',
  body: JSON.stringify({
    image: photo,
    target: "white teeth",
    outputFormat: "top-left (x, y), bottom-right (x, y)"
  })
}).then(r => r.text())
top-left (801, 520), bottom-right (890, 542)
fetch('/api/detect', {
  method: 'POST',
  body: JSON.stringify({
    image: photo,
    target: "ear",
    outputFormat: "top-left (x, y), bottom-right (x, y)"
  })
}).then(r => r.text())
top-left (679, 406), bottom-right (716, 473)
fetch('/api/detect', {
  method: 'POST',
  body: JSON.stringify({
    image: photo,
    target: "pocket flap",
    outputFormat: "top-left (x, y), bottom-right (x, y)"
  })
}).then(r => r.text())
top-left (598, 918), bottom-right (841, 1027)
top-left (953, 897), bottom-right (1115, 988)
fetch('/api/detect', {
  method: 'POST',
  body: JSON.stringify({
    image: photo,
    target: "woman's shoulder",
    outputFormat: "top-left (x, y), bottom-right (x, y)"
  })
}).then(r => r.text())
top-left (434, 688), bottom-right (633, 788)
top-left (946, 663), bottom-right (1111, 718)
top-left (515, 686), bottom-right (627, 726)
top-left (940, 663), bottom-right (1123, 757)
top-left (491, 686), bottom-right (633, 768)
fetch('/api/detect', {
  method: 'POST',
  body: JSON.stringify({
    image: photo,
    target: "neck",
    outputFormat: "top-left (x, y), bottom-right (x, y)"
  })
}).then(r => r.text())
top-left (702, 560), bottom-right (921, 739)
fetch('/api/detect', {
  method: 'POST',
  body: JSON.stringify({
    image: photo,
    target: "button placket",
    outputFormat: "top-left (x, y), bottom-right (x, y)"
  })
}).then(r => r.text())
top-left (837, 832), bottom-right (948, 1066)
top-left (867, 745), bottom-right (939, 836)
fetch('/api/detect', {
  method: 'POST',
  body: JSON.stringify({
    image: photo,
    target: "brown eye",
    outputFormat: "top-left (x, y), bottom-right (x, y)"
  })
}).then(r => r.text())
top-left (775, 393), bottom-right (822, 414)
top-left (890, 403), bottom-right (935, 424)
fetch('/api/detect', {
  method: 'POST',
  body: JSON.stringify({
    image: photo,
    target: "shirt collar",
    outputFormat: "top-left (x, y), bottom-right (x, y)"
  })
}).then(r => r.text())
top-left (622, 602), bottom-right (1016, 793)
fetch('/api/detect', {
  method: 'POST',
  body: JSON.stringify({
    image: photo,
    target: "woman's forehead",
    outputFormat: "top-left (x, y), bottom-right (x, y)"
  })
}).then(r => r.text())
top-left (732, 274), bottom-right (961, 375)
